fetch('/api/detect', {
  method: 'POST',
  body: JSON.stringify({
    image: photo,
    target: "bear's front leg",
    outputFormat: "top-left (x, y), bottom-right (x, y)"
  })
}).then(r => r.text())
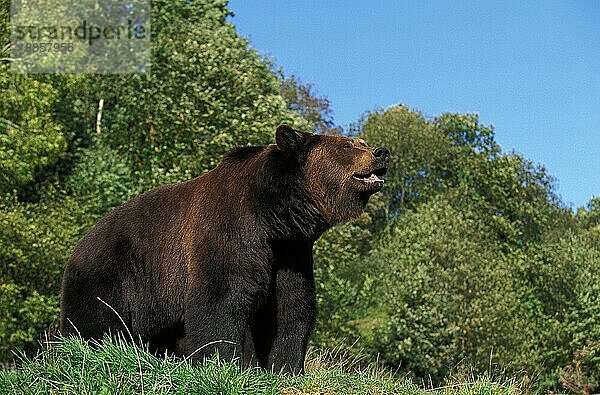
top-left (266, 265), bottom-right (316, 374)
top-left (185, 284), bottom-right (248, 364)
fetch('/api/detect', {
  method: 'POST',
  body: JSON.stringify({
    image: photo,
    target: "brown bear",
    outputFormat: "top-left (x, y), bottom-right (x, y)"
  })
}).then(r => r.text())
top-left (60, 124), bottom-right (390, 374)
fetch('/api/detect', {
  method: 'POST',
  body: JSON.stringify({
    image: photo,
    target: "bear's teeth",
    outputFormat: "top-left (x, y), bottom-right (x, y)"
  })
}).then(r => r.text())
top-left (368, 173), bottom-right (384, 183)
top-left (353, 173), bottom-right (384, 183)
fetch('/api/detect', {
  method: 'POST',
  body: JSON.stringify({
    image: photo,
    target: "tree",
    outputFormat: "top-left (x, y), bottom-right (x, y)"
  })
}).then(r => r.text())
top-left (576, 196), bottom-right (600, 231)
top-left (358, 105), bottom-right (451, 211)
top-left (279, 75), bottom-right (339, 135)
top-left (359, 105), bottom-right (569, 244)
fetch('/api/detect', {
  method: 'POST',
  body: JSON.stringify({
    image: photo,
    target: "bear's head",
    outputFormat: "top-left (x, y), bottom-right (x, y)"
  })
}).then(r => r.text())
top-left (275, 124), bottom-right (390, 225)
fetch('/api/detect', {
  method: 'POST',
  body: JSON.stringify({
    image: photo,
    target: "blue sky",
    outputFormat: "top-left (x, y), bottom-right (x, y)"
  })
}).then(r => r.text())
top-left (228, 1), bottom-right (600, 209)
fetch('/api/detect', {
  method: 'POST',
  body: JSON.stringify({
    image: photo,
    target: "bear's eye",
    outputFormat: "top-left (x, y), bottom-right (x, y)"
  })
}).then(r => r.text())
top-left (342, 142), bottom-right (352, 151)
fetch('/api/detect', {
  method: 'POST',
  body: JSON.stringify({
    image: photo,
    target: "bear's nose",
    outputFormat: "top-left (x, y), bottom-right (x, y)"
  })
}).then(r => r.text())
top-left (372, 147), bottom-right (390, 160)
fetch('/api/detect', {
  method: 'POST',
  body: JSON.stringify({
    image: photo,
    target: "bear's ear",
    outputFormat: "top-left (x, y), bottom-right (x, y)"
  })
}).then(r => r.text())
top-left (276, 124), bottom-right (306, 152)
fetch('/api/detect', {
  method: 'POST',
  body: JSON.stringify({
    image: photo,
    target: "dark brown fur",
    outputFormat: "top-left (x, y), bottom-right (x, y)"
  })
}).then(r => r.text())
top-left (60, 125), bottom-right (390, 373)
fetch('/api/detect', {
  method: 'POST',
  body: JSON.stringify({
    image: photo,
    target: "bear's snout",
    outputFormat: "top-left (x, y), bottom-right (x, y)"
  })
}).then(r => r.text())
top-left (372, 146), bottom-right (391, 162)
top-left (372, 147), bottom-right (390, 170)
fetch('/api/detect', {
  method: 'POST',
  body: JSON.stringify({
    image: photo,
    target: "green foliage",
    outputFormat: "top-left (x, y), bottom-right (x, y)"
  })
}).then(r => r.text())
top-left (358, 105), bottom-right (450, 210)
top-left (54, 4), bottom-right (306, 184)
top-left (341, 104), bottom-right (597, 392)
top-left (359, 105), bottom-right (566, 245)
top-left (514, 228), bottom-right (600, 391)
top-left (0, 0), bottom-right (8, 43)
top-left (0, 197), bottom-right (85, 362)
top-left (279, 75), bottom-right (338, 134)
top-left (313, 212), bottom-right (378, 347)
top-left (0, 66), bottom-right (67, 195)
top-left (0, 198), bottom-right (82, 293)
top-left (342, 189), bottom-right (600, 392)
top-left (576, 196), bottom-right (600, 230)
top-left (0, 1), bottom-right (68, 195)
top-left (432, 112), bottom-right (499, 154)
top-left (0, 283), bottom-right (58, 363)
top-left (369, 196), bottom-right (524, 382)
top-left (63, 140), bottom-right (144, 217)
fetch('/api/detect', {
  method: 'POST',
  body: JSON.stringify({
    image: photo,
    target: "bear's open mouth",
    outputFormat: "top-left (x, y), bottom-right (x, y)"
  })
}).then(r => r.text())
top-left (352, 167), bottom-right (387, 185)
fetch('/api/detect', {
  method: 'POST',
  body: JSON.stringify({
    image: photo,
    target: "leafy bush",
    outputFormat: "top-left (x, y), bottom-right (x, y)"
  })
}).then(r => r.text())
top-left (369, 195), bottom-right (524, 382)
top-left (0, 197), bottom-right (86, 362)
top-left (0, 284), bottom-right (58, 363)
top-left (0, 66), bottom-right (67, 195)
top-left (0, 198), bottom-right (82, 294)
top-left (515, 227), bottom-right (600, 391)
top-left (313, 212), bottom-right (379, 347)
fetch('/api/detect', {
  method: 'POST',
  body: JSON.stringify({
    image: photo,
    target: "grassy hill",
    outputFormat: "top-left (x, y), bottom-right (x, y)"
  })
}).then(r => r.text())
top-left (0, 337), bottom-right (522, 394)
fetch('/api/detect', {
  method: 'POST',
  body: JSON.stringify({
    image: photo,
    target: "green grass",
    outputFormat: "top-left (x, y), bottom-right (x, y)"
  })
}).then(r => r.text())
top-left (0, 337), bottom-right (523, 394)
